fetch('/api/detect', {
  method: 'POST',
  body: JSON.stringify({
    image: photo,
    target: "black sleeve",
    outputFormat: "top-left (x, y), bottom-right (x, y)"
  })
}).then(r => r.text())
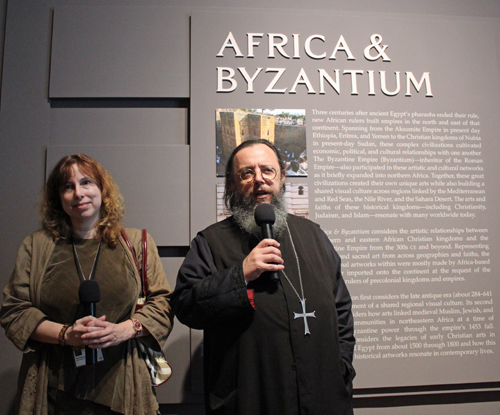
top-left (171, 234), bottom-right (253, 329)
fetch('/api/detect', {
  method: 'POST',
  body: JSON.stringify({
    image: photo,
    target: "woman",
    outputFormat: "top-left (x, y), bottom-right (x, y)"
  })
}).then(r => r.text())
top-left (0, 154), bottom-right (173, 415)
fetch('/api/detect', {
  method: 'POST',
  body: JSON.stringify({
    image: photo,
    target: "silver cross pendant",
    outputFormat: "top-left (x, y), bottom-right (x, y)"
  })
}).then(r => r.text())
top-left (293, 298), bottom-right (316, 335)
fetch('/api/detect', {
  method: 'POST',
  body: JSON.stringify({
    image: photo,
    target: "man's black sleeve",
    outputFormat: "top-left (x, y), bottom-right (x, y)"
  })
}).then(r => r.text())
top-left (171, 234), bottom-right (253, 329)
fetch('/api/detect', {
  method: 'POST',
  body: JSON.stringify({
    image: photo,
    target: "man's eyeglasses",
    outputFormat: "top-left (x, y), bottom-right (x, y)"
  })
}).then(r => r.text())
top-left (237, 166), bottom-right (278, 183)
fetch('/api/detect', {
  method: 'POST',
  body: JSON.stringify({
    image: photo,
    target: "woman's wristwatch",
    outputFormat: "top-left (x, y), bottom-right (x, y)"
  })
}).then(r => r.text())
top-left (130, 318), bottom-right (142, 338)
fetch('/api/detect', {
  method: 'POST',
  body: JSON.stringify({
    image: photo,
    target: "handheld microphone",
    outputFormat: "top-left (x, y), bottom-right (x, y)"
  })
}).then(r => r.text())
top-left (79, 279), bottom-right (100, 365)
top-left (254, 203), bottom-right (280, 283)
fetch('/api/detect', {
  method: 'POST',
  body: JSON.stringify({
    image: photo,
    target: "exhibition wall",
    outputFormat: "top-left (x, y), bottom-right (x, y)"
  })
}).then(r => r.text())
top-left (1, 1), bottom-right (500, 414)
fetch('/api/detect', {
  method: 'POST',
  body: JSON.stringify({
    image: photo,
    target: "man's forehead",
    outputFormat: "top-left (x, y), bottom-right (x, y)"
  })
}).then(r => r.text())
top-left (233, 144), bottom-right (279, 168)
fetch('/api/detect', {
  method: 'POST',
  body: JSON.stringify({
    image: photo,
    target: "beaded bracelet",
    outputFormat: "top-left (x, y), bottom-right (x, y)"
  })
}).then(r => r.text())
top-left (58, 324), bottom-right (70, 346)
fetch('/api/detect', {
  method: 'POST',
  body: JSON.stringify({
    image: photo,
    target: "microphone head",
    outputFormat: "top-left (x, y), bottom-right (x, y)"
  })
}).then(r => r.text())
top-left (254, 203), bottom-right (276, 226)
top-left (79, 280), bottom-right (100, 303)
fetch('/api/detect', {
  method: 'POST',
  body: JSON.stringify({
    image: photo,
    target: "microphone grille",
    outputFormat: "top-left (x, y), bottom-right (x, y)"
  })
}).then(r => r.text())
top-left (254, 203), bottom-right (276, 226)
top-left (79, 280), bottom-right (101, 303)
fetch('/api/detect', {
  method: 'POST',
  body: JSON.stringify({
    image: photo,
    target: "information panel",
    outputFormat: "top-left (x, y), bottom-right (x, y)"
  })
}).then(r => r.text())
top-left (190, 10), bottom-right (500, 389)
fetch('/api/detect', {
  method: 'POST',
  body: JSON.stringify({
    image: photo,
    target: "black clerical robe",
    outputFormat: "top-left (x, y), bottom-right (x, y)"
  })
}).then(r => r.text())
top-left (173, 214), bottom-right (355, 415)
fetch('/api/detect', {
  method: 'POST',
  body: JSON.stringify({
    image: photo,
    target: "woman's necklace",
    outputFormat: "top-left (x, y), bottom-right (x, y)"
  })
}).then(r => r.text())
top-left (71, 235), bottom-right (102, 282)
top-left (280, 222), bottom-right (316, 335)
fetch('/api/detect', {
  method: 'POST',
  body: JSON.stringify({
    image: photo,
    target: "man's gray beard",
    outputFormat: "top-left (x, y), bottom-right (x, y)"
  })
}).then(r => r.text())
top-left (232, 190), bottom-right (288, 239)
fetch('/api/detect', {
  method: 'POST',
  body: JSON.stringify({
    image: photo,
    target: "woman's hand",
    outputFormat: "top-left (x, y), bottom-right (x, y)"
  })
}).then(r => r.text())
top-left (64, 315), bottom-right (106, 347)
top-left (31, 316), bottom-right (142, 348)
top-left (78, 316), bottom-right (137, 349)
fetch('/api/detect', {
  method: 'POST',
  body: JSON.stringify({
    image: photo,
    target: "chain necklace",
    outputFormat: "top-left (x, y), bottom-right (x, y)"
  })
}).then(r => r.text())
top-left (71, 235), bottom-right (102, 282)
top-left (280, 222), bottom-right (316, 335)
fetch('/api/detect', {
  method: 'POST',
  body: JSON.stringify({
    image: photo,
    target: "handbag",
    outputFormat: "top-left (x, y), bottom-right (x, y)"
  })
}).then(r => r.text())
top-left (120, 228), bottom-right (172, 386)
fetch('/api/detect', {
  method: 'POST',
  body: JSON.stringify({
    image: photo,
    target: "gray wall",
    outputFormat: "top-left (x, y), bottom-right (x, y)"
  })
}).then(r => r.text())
top-left (1, 1), bottom-right (500, 414)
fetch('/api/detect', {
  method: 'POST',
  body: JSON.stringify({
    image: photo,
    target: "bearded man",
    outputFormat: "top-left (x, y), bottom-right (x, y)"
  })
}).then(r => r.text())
top-left (172, 139), bottom-right (355, 415)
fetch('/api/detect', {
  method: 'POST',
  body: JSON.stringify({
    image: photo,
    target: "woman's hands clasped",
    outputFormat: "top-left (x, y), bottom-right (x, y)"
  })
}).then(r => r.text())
top-left (65, 315), bottom-right (136, 349)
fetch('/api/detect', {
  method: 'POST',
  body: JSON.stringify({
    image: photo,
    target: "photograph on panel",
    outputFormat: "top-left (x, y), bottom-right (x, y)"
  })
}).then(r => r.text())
top-left (216, 108), bottom-right (307, 177)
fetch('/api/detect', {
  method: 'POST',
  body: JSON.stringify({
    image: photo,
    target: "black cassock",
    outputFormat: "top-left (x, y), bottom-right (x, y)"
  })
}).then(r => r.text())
top-left (172, 214), bottom-right (356, 415)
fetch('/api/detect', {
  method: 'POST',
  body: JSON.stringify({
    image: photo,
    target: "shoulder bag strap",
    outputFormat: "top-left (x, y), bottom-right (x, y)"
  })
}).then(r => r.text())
top-left (121, 228), bottom-right (147, 297)
top-left (141, 229), bottom-right (148, 295)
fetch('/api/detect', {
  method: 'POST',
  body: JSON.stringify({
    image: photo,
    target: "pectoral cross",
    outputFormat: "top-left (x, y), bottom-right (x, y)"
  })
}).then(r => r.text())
top-left (293, 298), bottom-right (316, 335)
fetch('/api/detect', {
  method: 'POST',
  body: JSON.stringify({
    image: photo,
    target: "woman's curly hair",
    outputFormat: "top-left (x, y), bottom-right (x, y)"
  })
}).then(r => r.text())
top-left (40, 154), bottom-right (124, 246)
